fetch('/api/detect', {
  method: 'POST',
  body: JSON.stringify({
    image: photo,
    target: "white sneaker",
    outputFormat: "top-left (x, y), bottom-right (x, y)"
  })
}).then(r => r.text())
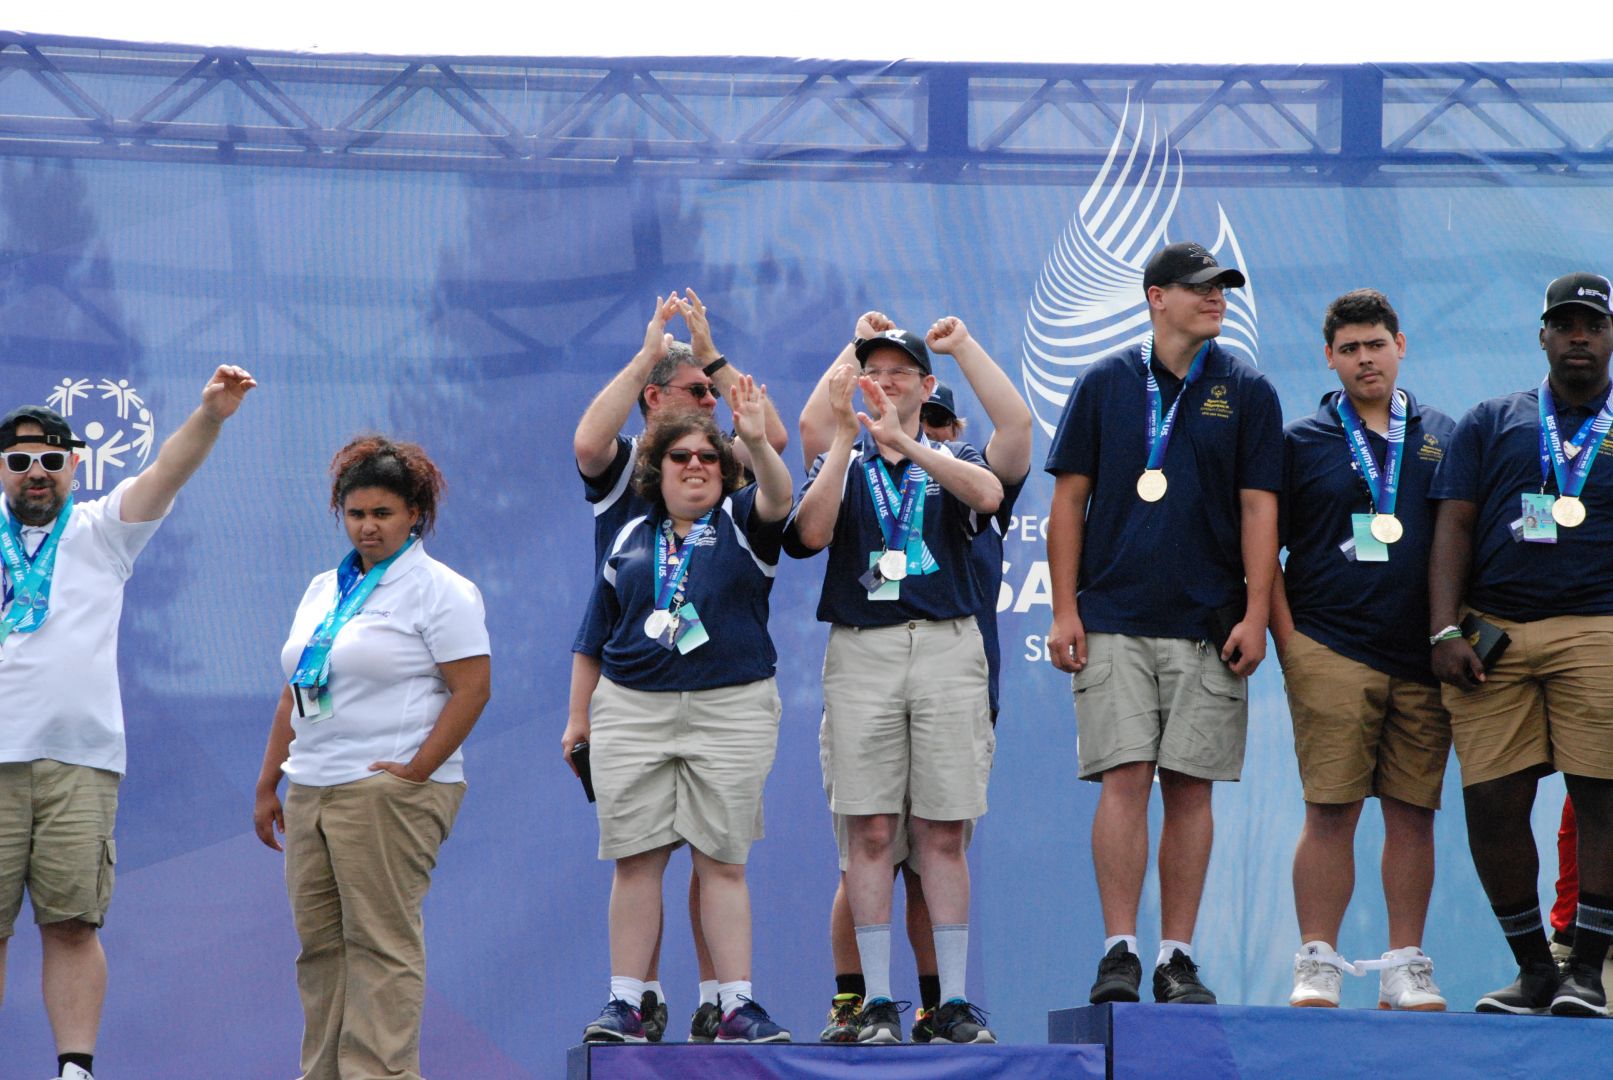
top-left (1376, 946), bottom-right (1446, 1011)
top-left (54, 1066), bottom-right (93, 1080)
top-left (1290, 941), bottom-right (1349, 1007)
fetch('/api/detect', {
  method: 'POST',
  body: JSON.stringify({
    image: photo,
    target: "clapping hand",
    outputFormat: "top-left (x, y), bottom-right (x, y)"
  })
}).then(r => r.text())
top-left (829, 364), bottom-right (860, 440)
top-left (728, 374), bottom-right (770, 445)
top-left (680, 287), bottom-right (719, 362)
top-left (857, 376), bottom-right (907, 452)
top-left (640, 293), bottom-right (681, 363)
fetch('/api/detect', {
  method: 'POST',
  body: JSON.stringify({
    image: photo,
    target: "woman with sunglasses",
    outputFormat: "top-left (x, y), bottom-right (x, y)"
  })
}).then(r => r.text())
top-left (567, 375), bottom-right (795, 1044)
top-left (252, 435), bottom-right (491, 1080)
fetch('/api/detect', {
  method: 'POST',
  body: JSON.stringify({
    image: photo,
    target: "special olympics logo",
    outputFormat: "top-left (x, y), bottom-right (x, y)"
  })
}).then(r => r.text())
top-left (1020, 99), bottom-right (1261, 436)
top-left (44, 377), bottom-right (157, 493)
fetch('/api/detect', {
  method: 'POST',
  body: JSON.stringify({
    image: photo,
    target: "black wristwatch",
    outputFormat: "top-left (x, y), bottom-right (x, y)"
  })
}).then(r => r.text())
top-left (702, 355), bottom-right (729, 378)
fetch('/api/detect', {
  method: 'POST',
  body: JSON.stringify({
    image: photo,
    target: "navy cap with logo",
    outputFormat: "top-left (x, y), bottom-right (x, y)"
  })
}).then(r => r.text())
top-left (855, 328), bottom-right (933, 377)
top-left (1541, 272), bottom-right (1613, 321)
top-left (922, 382), bottom-right (958, 422)
top-left (0, 405), bottom-right (85, 452)
top-left (1142, 241), bottom-right (1247, 293)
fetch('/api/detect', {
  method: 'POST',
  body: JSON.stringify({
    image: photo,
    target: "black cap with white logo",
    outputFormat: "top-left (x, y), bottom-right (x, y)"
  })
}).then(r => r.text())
top-left (854, 328), bottom-right (932, 376)
top-left (1541, 272), bottom-right (1613, 320)
top-left (0, 405), bottom-right (85, 452)
top-left (1142, 241), bottom-right (1247, 292)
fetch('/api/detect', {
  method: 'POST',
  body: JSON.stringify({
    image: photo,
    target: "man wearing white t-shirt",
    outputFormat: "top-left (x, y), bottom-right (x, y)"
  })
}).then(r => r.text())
top-left (0, 366), bottom-right (256, 1080)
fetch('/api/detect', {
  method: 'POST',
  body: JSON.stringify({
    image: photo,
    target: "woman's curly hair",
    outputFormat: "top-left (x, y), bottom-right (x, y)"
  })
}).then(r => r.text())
top-left (329, 434), bottom-right (445, 536)
top-left (632, 411), bottom-right (743, 511)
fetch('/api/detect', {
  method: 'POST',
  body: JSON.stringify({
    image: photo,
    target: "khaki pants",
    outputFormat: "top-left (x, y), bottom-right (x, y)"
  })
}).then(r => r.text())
top-left (285, 773), bottom-right (464, 1080)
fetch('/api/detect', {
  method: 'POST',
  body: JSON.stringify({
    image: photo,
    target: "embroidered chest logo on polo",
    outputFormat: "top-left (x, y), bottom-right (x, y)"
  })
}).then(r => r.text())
top-left (1199, 384), bottom-right (1234, 420)
top-left (1418, 432), bottom-right (1444, 462)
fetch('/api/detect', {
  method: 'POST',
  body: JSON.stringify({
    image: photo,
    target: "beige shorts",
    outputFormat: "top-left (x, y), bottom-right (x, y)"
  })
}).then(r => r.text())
top-left (0, 759), bottom-right (120, 937)
top-left (1280, 631), bottom-right (1451, 809)
top-left (1073, 632), bottom-right (1248, 781)
top-left (1442, 611), bottom-right (1613, 786)
top-left (590, 677), bottom-right (781, 864)
top-left (821, 618), bottom-right (994, 821)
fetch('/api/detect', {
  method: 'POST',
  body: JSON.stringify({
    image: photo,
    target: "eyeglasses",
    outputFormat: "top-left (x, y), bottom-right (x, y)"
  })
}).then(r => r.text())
top-left (666, 448), bottom-right (721, 465)
top-left (3, 451), bottom-right (69, 474)
top-left (864, 366), bottom-right (924, 381)
top-left (1176, 282), bottom-right (1226, 297)
top-left (658, 381), bottom-right (719, 401)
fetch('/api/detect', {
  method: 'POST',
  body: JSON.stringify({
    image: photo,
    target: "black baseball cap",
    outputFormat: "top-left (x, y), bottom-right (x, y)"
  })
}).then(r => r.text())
top-left (1143, 241), bottom-right (1246, 292)
top-left (1541, 272), bottom-right (1613, 321)
top-left (0, 405), bottom-right (85, 452)
top-left (922, 382), bottom-right (958, 422)
top-left (855, 329), bottom-right (932, 377)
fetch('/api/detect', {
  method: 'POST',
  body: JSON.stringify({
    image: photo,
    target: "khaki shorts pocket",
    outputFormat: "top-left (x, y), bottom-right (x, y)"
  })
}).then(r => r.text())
top-left (95, 837), bottom-right (116, 916)
top-left (1073, 660), bottom-right (1113, 695)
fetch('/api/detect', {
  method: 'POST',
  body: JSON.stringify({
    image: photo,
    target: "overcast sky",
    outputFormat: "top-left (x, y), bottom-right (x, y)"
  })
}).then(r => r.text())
top-left (20, 2), bottom-right (1610, 63)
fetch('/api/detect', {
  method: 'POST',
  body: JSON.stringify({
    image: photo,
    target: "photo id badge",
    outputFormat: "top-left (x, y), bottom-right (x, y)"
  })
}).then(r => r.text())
top-left (1513, 492), bottom-right (1558, 544)
top-left (1349, 513), bottom-right (1390, 563)
top-left (860, 551), bottom-right (900, 601)
top-left (674, 602), bottom-right (709, 654)
top-left (293, 683), bottom-right (333, 722)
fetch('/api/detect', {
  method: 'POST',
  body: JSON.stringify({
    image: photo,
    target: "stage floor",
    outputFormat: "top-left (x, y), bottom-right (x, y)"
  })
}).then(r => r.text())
top-left (567, 1042), bottom-right (1106, 1078)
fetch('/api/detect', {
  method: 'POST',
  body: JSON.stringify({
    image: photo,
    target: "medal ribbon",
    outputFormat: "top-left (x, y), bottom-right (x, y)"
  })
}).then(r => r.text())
top-left (0, 500), bottom-right (73, 641)
top-left (654, 510), bottom-right (714, 613)
top-left (1142, 335), bottom-right (1210, 470)
top-left (1334, 389), bottom-right (1407, 516)
top-left (291, 536), bottom-right (415, 690)
top-left (864, 455), bottom-right (924, 557)
top-left (1537, 378), bottom-right (1613, 499)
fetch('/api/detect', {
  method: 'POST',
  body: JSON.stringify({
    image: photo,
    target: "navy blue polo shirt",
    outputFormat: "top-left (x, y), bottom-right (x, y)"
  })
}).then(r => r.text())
top-left (1281, 390), bottom-right (1455, 682)
top-left (783, 433), bottom-right (990, 627)
top-left (581, 434), bottom-right (653, 567)
top-left (1043, 339), bottom-right (1284, 640)
top-left (575, 485), bottom-right (784, 691)
top-left (1431, 385), bottom-right (1613, 622)
top-left (971, 464), bottom-right (1025, 718)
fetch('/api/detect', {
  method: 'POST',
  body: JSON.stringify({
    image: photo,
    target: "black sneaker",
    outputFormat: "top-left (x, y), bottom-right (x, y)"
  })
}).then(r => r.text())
top-left (930, 998), bottom-right (996, 1044)
top-left (1153, 949), bottom-right (1217, 1004)
top-left (1476, 960), bottom-right (1560, 1014)
top-left (819, 993), bottom-right (862, 1043)
top-left (909, 1007), bottom-right (934, 1044)
top-left (640, 989), bottom-right (667, 1043)
top-left (1090, 942), bottom-right (1143, 1004)
top-left (854, 997), bottom-right (907, 1044)
top-left (1551, 960), bottom-right (1608, 1017)
top-left (688, 1001), bottom-right (722, 1042)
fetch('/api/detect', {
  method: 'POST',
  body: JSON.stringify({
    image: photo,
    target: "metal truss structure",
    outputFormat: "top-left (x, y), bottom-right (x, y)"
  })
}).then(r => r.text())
top-left (5, 33), bottom-right (1613, 185)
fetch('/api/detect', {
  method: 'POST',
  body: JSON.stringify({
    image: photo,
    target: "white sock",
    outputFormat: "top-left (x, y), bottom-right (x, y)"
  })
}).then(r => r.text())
top-left (718, 979), bottom-right (752, 1014)
top-left (699, 979), bottom-right (719, 1006)
top-left (1157, 939), bottom-right (1193, 967)
top-left (643, 979), bottom-right (665, 1002)
top-left (1300, 940), bottom-right (1334, 956)
top-left (610, 975), bottom-right (645, 1010)
top-left (854, 923), bottom-right (893, 1002)
top-left (934, 924), bottom-right (970, 1003)
top-left (1105, 934), bottom-right (1139, 957)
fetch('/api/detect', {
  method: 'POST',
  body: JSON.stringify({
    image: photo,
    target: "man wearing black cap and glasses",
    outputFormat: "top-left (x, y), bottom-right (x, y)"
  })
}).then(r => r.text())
top-left (1045, 241), bottom-right (1283, 1006)
top-left (0, 365), bottom-right (255, 1080)
top-left (1428, 272), bottom-right (1613, 1018)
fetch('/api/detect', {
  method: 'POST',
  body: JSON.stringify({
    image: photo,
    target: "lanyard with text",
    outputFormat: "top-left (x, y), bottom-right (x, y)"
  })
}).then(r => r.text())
top-left (1136, 336), bottom-right (1210, 502)
top-left (644, 510), bottom-right (714, 644)
top-left (864, 455), bottom-right (925, 582)
top-left (290, 536), bottom-right (415, 719)
top-left (0, 500), bottom-right (74, 650)
top-left (1537, 378), bottom-right (1613, 529)
top-left (1335, 390), bottom-right (1407, 545)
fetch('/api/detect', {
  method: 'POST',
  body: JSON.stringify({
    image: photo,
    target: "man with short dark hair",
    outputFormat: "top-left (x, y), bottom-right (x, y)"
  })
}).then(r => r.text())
top-left (1271, 289), bottom-right (1454, 1011)
top-left (0, 366), bottom-right (256, 1080)
top-left (1429, 271), bottom-right (1613, 1018)
top-left (1045, 241), bottom-right (1282, 1006)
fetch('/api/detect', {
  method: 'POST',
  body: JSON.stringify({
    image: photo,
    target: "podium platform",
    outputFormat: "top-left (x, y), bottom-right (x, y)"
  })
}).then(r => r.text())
top-left (1049, 1002), bottom-right (1609, 1078)
top-left (567, 1042), bottom-right (1106, 1079)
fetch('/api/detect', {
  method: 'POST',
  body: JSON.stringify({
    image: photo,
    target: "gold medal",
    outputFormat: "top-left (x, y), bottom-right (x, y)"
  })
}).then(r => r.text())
top-left (1553, 495), bottom-right (1587, 528)
top-left (878, 549), bottom-right (908, 581)
top-left (1136, 469), bottom-right (1167, 503)
top-left (1370, 514), bottom-right (1403, 544)
top-left (644, 609), bottom-right (673, 639)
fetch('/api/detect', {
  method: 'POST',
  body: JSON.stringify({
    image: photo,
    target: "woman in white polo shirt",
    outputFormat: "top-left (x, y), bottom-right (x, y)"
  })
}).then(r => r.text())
top-left (252, 435), bottom-right (491, 1080)
top-left (566, 375), bottom-right (794, 1044)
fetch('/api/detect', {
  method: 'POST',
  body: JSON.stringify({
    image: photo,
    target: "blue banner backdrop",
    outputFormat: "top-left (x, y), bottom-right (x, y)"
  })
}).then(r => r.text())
top-left (0, 39), bottom-right (1603, 1073)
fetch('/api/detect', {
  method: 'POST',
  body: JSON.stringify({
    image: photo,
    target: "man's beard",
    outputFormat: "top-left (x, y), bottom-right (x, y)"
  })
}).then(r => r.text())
top-left (8, 485), bottom-right (65, 526)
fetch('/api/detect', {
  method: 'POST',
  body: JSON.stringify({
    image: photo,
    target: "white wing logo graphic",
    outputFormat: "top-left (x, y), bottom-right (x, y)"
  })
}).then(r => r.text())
top-left (1021, 100), bottom-right (1259, 436)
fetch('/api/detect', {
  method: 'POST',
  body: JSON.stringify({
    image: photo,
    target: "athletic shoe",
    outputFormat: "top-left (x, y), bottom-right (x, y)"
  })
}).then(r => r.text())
top-left (1290, 942), bottom-right (1348, 1007)
top-left (688, 1001), bottom-right (722, 1043)
top-left (1377, 947), bottom-right (1445, 1011)
top-left (909, 1007), bottom-right (934, 1044)
top-left (930, 998), bottom-right (996, 1044)
top-left (819, 992), bottom-right (862, 1042)
top-left (639, 989), bottom-right (668, 1042)
top-left (55, 1068), bottom-right (93, 1080)
top-left (716, 999), bottom-right (792, 1042)
top-left (1475, 960), bottom-right (1560, 1014)
top-left (1551, 960), bottom-right (1609, 1017)
top-left (1153, 949), bottom-right (1217, 1005)
top-left (584, 998), bottom-right (647, 1043)
top-left (1089, 941), bottom-right (1143, 1004)
top-left (854, 997), bottom-right (906, 1044)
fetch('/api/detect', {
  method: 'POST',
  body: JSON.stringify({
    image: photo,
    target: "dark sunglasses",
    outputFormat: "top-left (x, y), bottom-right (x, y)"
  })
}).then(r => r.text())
top-left (659, 381), bottom-right (719, 401)
top-left (666, 448), bottom-right (721, 465)
top-left (3, 451), bottom-right (70, 474)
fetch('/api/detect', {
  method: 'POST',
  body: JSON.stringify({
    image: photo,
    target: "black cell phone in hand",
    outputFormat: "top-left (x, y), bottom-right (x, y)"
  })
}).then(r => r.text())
top-left (570, 740), bottom-right (596, 803)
